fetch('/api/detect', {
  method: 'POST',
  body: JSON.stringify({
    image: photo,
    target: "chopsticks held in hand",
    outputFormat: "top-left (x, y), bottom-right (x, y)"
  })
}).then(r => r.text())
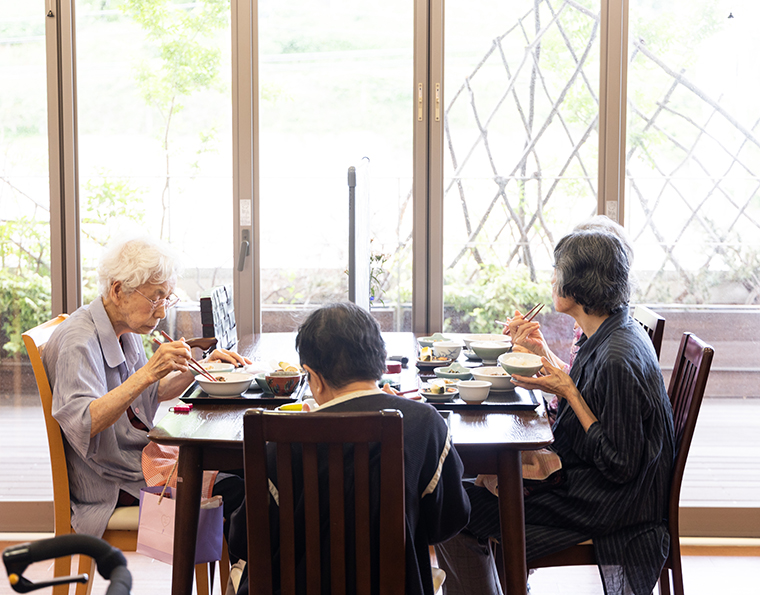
top-left (155, 330), bottom-right (218, 382)
top-left (497, 303), bottom-right (545, 336)
top-left (525, 303), bottom-right (545, 322)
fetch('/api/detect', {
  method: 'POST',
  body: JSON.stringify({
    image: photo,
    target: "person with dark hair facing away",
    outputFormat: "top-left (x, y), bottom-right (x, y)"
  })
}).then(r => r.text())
top-left (436, 230), bottom-right (674, 595)
top-left (228, 302), bottom-right (470, 595)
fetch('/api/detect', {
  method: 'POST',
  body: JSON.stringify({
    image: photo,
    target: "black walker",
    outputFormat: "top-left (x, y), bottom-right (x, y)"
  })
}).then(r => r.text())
top-left (3, 534), bottom-right (131, 595)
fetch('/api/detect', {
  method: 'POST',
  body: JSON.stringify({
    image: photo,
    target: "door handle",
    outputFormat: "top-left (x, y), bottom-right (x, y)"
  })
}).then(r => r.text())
top-left (237, 230), bottom-right (250, 272)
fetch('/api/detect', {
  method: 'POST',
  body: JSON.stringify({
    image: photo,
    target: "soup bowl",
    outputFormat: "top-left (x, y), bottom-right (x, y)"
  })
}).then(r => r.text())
top-left (457, 380), bottom-right (492, 403)
top-left (265, 371), bottom-right (303, 396)
top-left (196, 373), bottom-right (254, 397)
top-left (469, 341), bottom-right (511, 363)
top-left (433, 341), bottom-right (463, 360)
top-left (471, 366), bottom-right (514, 391)
top-left (498, 352), bottom-right (544, 377)
top-left (461, 333), bottom-right (510, 350)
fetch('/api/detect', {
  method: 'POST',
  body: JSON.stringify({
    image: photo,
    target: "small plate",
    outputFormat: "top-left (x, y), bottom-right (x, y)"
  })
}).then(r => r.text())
top-left (421, 387), bottom-right (459, 402)
top-left (463, 349), bottom-right (482, 361)
top-left (415, 358), bottom-right (452, 371)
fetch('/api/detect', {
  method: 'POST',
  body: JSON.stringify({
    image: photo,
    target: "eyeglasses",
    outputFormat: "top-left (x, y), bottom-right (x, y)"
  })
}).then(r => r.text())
top-left (133, 289), bottom-right (180, 312)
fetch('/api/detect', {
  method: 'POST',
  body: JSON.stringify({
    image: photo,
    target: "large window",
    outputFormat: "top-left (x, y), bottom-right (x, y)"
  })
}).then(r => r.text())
top-left (258, 0), bottom-right (414, 331)
top-left (626, 0), bottom-right (760, 308)
top-left (0, 0), bottom-right (54, 507)
top-left (442, 0), bottom-right (600, 338)
top-left (75, 0), bottom-right (234, 323)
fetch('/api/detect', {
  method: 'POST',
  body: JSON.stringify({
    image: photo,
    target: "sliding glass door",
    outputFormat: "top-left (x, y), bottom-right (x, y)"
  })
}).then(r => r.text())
top-left (75, 0), bottom-right (234, 337)
top-left (257, 0), bottom-right (414, 331)
top-left (0, 0), bottom-right (54, 517)
top-left (442, 0), bottom-right (600, 336)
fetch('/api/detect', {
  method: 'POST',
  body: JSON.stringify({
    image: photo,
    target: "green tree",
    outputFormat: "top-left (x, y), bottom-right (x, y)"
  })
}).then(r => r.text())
top-left (121, 0), bottom-right (228, 239)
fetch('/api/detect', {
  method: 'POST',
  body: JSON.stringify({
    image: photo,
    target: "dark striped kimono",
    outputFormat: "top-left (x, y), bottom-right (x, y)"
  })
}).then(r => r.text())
top-left (467, 309), bottom-right (675, 595)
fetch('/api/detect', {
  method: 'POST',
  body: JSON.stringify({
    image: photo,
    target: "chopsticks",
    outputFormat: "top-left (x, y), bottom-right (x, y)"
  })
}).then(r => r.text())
top-left (397, 387), bottom-right (420, 396)
top-left (497, 303), bottom-right (545, 335)
top-left (525, 303), bottom-right (544, 322)
top-left (155, 331), bottom-right (218, 382)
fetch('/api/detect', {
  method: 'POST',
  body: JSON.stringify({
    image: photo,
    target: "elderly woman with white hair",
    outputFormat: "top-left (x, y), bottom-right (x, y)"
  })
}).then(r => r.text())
top-left (43, 235), bottom-right (249, 538)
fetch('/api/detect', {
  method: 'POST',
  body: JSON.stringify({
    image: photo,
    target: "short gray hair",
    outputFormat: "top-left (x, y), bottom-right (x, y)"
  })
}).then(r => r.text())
top-left (573, 215), bottom-right (634, 265)
top-left (553, 230), bottom-right (630, 316)
top-left (97, 236), bottom-right (181, 297)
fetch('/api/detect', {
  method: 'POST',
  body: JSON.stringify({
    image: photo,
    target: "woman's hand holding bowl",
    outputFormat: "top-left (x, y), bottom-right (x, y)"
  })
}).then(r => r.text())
top-left (509, 357), bottom-right (578, 402)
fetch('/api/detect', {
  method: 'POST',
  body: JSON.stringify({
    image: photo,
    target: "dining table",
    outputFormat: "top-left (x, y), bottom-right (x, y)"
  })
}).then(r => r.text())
top-left (148, 332), bottom-right (554, 595)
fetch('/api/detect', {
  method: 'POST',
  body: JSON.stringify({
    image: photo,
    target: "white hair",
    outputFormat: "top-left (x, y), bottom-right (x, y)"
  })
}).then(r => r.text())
top-left (97, 235), bottom-right (181, 297)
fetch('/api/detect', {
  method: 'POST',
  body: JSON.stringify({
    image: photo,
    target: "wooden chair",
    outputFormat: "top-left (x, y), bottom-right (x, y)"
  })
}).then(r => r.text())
top-left (22, 316), bottom-right (218, 595)
top-left (243, 409), bottom-right (406, 595)
top-left (633, 304), bottom-right (666, 360)
top-left (526, 332), bottom-right (714, 595)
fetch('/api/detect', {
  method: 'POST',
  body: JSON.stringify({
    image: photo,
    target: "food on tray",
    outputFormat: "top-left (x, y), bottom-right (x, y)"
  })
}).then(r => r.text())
top-left (427, 380), bottom-right (457, 395)
top-left (419, 347), bottom-right (450, 363)
top-left (277, 361), bottom-right (301, 373)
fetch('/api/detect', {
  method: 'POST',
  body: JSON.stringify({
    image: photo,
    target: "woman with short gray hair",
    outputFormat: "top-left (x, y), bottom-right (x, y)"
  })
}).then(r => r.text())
top-left (436, 230), bottom-right (675, 595)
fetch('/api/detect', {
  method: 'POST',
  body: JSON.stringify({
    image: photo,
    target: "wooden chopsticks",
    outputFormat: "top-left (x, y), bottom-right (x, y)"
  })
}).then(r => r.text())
top-left (156, 330), bottom-right (218, 382)
top-left (524, 303), bottom-right (544, 322)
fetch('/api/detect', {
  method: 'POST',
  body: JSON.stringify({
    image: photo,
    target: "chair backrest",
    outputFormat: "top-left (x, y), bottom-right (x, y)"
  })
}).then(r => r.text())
top-left (632, 304), bottom-right (666, 360)
top-left (665, 333), bottom-right (713, 543)
top-left (243, 409), bottom-right (406, 595)
top-left (22, 315), bottom-right (72, 537)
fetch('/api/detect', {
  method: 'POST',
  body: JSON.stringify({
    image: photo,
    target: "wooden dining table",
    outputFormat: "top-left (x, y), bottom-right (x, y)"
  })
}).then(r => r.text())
top-left (148, 332), bottom-right (554, 595)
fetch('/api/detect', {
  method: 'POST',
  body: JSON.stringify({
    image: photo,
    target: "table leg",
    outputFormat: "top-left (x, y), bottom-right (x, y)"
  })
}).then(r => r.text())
top-left (171, 444), bottom-right (203, 595)
top-left (497, 449), bottom-right (528, 595)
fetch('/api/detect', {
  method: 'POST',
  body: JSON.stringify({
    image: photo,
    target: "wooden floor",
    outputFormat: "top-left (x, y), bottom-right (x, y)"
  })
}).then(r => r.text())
top-left (0, 547), bottom-right (757, 594)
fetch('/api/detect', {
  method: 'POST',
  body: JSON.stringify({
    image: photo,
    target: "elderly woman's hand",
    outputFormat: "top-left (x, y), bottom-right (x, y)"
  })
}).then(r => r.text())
top-left (205, 348), bottom-right (251, 368)
top-left (510, 357), bottom-right (598, 431)
top-left (509, 309), bottom-right (549, 358)
top-left (509, 357), bottom-right (577, 400)
top-left (144, 339), bottom-right (193, 382)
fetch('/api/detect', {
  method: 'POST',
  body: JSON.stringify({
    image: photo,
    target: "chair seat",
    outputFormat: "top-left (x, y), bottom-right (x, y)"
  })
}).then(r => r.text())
top-left (106, 505), bottom-right (140, 530)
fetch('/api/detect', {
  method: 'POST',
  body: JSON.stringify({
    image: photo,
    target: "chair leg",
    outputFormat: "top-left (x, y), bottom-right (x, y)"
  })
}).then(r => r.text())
top-left (75, 555), bottom-right (96, 595)
top-left (671, 555), bottom-right (685, 595)
top-left (658, 566), bottom-right (671, 595)
top-left (52, 555), bottom-right (71, 595)
top-left (209, 560), bottom-right (217, 595)
top-left (220, 539), bottom-right (231, 591)
top-left (195, 563), bottom-right (210, 595)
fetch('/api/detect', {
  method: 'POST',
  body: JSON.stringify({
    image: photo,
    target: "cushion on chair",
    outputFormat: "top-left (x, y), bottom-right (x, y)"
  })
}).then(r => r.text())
top-left (106, 506), bottom-right (140, 530)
